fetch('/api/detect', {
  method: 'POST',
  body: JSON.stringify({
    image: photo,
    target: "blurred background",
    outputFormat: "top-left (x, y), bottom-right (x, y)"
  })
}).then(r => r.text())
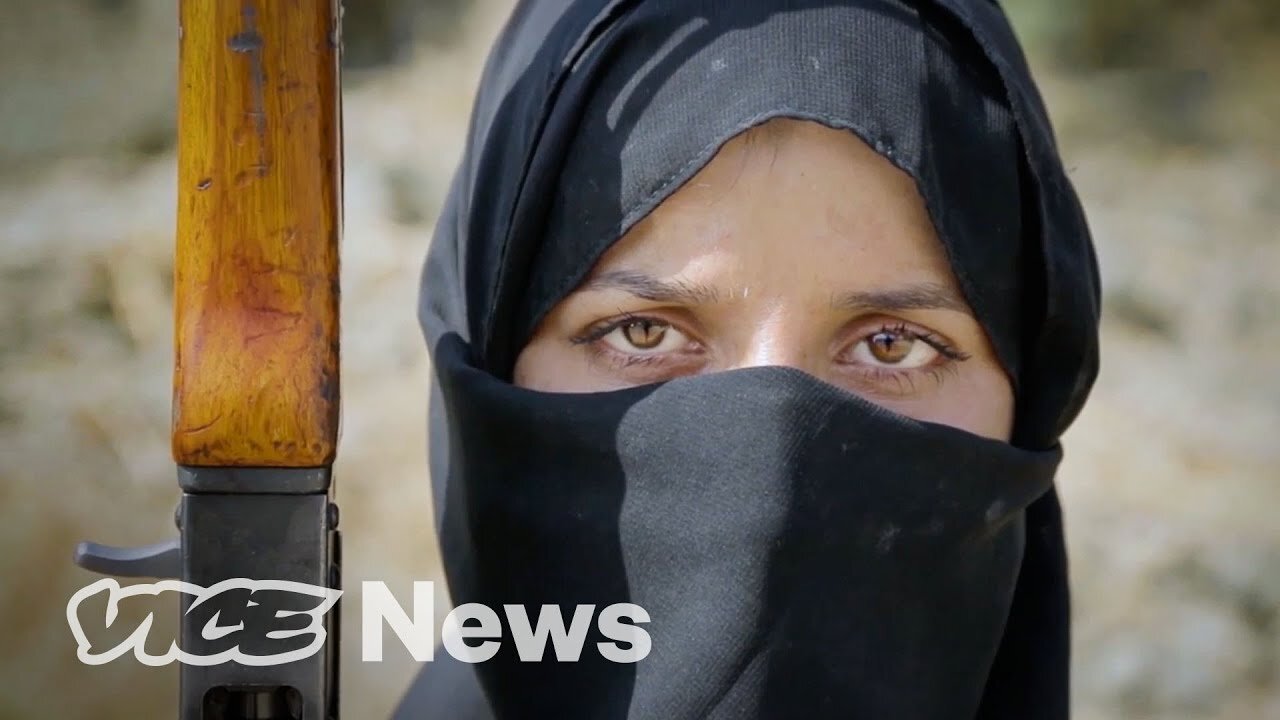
top-left (0, 0), bottom-right (1276, 718)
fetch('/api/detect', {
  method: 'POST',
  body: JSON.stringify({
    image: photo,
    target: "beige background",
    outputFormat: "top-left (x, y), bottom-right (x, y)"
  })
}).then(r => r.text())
top-left (0, 1), bottom-right (1276, 718)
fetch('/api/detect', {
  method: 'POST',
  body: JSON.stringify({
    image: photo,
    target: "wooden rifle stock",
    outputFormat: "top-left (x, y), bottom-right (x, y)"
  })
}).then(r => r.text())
top-left (173, 0), bottom-right (341, 468)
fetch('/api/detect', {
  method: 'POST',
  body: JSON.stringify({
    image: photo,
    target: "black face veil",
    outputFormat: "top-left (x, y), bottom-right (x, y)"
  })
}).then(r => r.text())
top-left (409, 1), bottom-right (1101, 719)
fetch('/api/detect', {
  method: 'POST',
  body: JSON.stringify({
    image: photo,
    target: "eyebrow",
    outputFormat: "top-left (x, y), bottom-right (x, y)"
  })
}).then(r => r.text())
top-left (582, 269), bottom-right (970, 314)
top-left (831, 282), bottom-right (971, 314)
top-left (582, 270), bottom-right (721, 304)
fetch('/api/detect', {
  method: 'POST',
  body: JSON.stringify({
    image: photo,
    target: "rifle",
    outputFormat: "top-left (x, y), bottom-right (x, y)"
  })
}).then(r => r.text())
top-left (74, 2), bottom-right (345, 718)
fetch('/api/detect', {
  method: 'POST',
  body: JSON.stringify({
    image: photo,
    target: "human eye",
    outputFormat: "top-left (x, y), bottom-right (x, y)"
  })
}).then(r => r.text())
top-left (570, 312), bottom-right (703, 378)
top-left (598, 315), bottom-right (689, 355)
top-left (837, 321), bottom-right (971, 396)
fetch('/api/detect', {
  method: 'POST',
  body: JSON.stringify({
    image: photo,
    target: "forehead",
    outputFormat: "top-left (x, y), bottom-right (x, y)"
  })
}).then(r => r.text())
top-left (590, 119), bottom-right (957, 288)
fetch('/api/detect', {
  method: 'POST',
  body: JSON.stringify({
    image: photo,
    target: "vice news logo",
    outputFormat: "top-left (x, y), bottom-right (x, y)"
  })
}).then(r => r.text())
top-left (67, 578), bottom-right (651, 667)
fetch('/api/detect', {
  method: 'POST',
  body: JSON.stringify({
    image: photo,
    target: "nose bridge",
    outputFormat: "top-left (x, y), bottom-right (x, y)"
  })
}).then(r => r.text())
top-left (732, 307), bottom-right (813, 371)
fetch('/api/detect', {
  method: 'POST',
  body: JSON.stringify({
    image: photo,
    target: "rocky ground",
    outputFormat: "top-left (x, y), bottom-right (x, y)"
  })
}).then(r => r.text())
top-left (0, 1), bottom-right (1275, 718)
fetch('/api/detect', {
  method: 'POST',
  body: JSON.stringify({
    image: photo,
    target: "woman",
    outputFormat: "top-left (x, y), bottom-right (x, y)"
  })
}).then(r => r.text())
top-left (408, 0), bottom-right (1100, 718)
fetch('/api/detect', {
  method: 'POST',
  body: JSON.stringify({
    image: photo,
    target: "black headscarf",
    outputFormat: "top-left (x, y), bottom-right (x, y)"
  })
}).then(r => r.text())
top-left (405, 1), bottom-right (1100, 718)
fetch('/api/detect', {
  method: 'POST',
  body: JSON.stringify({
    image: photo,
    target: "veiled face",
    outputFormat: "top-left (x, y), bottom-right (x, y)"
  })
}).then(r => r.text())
top-left (514, 118), bottom-right (1014, 440)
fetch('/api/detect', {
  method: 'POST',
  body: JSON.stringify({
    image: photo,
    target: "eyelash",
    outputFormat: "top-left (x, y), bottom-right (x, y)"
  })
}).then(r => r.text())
top-left (570, 313), bottom-right (970, 389)
top-left (854, 363), bottom-right (962, 395)
top-left (872, 322), bottom-right (970, 362)
top-left (570, 311), bottom-right (657, 346)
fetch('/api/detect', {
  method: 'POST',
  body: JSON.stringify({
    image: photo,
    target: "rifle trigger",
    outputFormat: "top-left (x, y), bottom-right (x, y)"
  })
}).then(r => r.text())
top-left (73, 537), bottom-right (181, 579)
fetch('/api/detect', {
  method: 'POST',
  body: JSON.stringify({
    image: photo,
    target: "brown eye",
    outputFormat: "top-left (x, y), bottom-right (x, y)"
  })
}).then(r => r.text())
top-left (621, 319), bottom-right (667, 350)
top-left (593, 316), bottom-right (692, 356)
top-left (848, 326), bottom-right (940, 369)
top-left (867, 329), bottom-right (914, 364)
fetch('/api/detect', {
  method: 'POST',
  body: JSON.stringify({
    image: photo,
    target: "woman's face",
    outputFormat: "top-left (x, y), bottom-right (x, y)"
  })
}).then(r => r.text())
top-left (515, 118), bottom-right (1014, 440)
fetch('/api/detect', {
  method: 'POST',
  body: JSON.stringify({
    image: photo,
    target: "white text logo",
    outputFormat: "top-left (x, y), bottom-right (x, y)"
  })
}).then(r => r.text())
top-left (68, 579), bottom-right (651, 666)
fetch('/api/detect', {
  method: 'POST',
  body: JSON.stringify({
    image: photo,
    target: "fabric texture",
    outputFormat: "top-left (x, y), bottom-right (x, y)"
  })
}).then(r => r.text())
top-left (406, 1), bottom-right (1101, 718)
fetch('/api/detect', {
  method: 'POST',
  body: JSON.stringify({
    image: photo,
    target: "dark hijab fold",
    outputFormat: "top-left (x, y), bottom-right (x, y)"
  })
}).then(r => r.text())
top-left (408, 1), bottom-right (1100, 718)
